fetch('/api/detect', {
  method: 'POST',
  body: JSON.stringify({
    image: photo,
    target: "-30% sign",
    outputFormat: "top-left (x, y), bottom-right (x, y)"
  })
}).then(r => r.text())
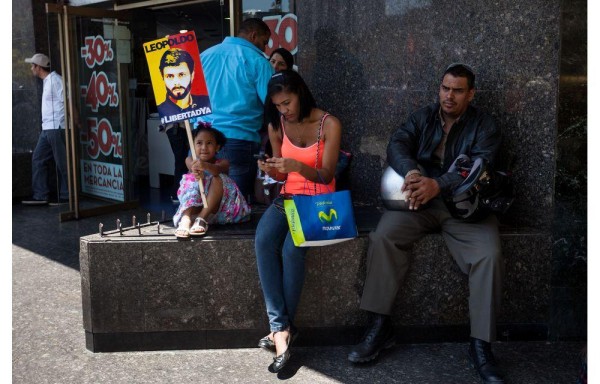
top-left (81, 35), bottom-right (114, 68)
top-left (81, 71), bottom-right (119, 112)
top-left (81, 117), bottom-right (123, 159)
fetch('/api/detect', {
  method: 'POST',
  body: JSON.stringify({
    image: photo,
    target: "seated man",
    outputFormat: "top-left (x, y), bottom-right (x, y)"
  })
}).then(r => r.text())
top-left (348, 63), bottom-right (505, 384)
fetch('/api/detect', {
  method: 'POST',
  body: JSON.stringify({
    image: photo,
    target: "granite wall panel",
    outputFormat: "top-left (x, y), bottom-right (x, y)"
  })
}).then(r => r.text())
top-left (297, 0), bottom-right (562, 230)
top-left (293, 0), bottom-right (586, 340)
top-left (87, 242), bottom-right (145, 332)
top-left (550, 0), bottom-right (587, 340)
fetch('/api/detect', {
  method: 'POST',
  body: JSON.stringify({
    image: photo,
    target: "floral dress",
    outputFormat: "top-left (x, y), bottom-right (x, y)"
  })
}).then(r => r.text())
top-left (173, 171), bottom-right (251, 227)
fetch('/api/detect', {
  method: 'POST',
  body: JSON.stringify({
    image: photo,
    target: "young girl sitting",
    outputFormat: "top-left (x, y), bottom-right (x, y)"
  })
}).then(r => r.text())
top-left (173, 123), bottom-right (251, 239)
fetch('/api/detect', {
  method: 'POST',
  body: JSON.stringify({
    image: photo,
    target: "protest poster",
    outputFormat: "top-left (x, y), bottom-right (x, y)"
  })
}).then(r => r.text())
top-left (144, 30), bottom-right (210, 207)
top-left (143, 31), bottom-right (211, 125)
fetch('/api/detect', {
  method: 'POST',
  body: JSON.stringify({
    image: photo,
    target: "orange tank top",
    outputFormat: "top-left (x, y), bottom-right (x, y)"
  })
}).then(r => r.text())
top-left (280, 113), bottom-right (336, 196)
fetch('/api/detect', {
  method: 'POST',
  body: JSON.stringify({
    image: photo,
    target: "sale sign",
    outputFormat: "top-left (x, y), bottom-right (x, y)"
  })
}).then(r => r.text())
top-left (263, 13), bottom-right (298, 57)
top-left (80, 160), bottom-right (124, 201)
top-left (143, 31), bottom-right (211, 125)
top-left (79, 32), bottom-right (124, 201)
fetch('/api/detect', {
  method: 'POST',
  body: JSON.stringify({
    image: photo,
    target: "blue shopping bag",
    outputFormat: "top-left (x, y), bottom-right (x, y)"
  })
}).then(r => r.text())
top-left (284, 190), bottom-right (358, 247)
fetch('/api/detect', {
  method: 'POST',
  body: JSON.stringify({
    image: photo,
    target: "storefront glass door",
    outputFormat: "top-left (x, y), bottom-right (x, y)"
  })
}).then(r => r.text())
top-left (47, 5), bottom-right (136, 220)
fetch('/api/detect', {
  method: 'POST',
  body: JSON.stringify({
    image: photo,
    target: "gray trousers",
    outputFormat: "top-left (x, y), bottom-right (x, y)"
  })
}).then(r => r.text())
top-left (359, 198), bottom-right (503, 342)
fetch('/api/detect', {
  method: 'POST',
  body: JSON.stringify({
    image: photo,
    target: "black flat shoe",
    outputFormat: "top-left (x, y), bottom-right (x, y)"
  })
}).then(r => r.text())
top-left (270, 330), bottom-right (291, 373)
top-left (271, 348), bottom-right (290, 373)
top-left (258, 335), bottom-right (275, 352)
top-left (259, 328), bottom-right (299, 353)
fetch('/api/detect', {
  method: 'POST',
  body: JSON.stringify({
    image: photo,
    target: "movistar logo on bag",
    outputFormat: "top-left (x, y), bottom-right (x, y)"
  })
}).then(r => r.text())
top-left (318, 208), bottom-right (341, 230)
top-left (284, 190), bottom-right (358, 247)
top-left (318, 209), bottom-right (337, 222)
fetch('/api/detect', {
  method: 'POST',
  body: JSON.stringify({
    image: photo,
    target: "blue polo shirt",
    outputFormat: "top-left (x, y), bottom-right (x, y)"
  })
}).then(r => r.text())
top-left (197, 37), bottom-right (274, 143)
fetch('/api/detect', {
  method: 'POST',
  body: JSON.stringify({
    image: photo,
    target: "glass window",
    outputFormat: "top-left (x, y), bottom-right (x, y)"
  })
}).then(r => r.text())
top-left (242, 0), bottom-right (298, 59)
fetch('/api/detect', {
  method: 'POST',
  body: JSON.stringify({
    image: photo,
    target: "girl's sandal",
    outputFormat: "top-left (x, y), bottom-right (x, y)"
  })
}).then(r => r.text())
top-left (190, 217), bottom-right (208, 237)
top-left (174, 226), bottom-right (190, 239)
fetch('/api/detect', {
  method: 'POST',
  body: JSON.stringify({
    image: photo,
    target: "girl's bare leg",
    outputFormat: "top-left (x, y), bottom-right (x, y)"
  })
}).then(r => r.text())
top-left (190, 176), bottom-right (223, 235)
top-left (175, 208), bottom-right (193, 238)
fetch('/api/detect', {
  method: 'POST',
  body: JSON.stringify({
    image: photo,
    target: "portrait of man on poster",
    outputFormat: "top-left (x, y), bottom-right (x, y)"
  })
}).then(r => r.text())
top-left (156, 48), bottom-right (210, 123)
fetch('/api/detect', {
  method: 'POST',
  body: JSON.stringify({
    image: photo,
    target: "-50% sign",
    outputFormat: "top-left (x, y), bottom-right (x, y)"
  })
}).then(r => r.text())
top-left (81, 117), bottom-right (123, 159)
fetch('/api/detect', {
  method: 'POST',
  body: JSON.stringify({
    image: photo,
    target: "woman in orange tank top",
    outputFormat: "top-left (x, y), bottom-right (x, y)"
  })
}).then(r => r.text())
top-left (255, 70), bottom-right (342, 372)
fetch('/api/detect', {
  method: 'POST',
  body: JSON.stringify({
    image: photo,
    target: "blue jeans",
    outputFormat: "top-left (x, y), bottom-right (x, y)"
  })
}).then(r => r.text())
top-left (216, 138), bottom-right (259, 202)
top-left (255, 197), bottom-right (309, 332)
top-left (32, 129), bottom-right (69, 200)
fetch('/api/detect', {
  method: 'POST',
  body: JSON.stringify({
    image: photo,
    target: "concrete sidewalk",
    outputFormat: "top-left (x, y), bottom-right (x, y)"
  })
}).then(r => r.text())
top-left (12, 203), bottom-right (585, 383)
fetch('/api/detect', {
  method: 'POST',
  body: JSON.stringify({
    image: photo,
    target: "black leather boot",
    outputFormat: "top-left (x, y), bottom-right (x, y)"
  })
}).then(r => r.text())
top-left (468, 337), bottom-right (505, 383)
top-left (347, 312), bottom-right (395, 363)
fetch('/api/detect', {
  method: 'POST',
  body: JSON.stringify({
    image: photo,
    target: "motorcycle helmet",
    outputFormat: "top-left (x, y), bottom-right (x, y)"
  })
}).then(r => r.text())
top-left (380, 165), bottom-right (426, 210)
top-left (444, 155), bottom-right (514, 222)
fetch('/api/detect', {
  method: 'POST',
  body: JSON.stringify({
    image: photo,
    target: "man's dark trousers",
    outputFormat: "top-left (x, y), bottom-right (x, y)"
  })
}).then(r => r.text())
top-left (31, 128), bottom-right (69, 201)
top-left (217, 138), bottom-right (259, 203)
top-left (359, 198), bottom-right (503, 342)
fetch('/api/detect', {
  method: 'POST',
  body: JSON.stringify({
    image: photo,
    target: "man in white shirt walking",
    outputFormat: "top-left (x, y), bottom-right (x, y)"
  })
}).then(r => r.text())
top-left (22, 53), bottom-right (69, 206)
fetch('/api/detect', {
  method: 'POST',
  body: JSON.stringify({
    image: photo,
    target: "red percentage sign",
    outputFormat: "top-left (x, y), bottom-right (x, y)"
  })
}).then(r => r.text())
top-left (84, 117), bottom-right (122, 158)
top-left (113, 132), bottom-right (123, 158)
top-left (107, 82), bottom-right (119, 107)
top-left (80, 36), bottom-right (114, 68)
top-left (105, 40), bottom-right (114, 61)
top-left (97, 119), bottom-right (122, 158)
top-left (84, 71), bottom-right (119, 111)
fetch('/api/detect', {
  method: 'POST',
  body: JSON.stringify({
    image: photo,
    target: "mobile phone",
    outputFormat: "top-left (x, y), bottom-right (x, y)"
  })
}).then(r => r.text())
top-left (253, 153), bottom-right (268, 161)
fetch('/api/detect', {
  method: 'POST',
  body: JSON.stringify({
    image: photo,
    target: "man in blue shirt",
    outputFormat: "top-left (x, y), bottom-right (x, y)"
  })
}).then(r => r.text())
top-left (197, 18), bottom-right (274, 201)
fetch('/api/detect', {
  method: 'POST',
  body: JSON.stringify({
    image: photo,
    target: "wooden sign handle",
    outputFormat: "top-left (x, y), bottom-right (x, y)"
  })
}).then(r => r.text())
top-left (184, 120), bottom-right (208, 207)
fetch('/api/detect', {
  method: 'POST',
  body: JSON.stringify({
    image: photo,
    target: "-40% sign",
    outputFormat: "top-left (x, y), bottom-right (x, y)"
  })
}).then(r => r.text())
top-left (81, 71), bottom-right (119, 112)
top-left (81, 117), bottom-right (123, 159)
